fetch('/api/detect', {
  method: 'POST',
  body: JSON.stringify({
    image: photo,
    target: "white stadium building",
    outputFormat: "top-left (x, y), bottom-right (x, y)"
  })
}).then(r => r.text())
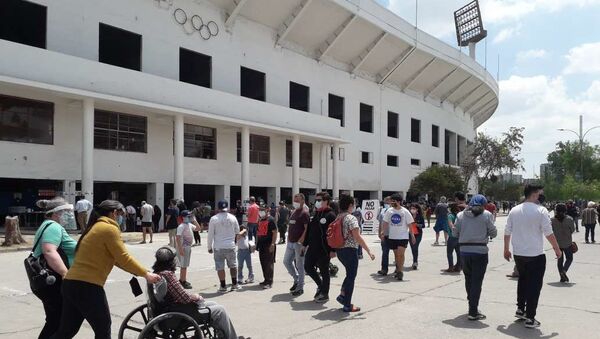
top-left (0, 0), bottom-right (498, 227)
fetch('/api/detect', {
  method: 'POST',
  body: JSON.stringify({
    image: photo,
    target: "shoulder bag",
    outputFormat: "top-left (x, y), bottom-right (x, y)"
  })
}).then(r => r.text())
top-left (23, 221), bottom-right (68, 293)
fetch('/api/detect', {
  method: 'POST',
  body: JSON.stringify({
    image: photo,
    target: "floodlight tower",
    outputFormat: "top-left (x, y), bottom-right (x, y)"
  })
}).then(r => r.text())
top-left (454, 0), bottom-right (487, 59)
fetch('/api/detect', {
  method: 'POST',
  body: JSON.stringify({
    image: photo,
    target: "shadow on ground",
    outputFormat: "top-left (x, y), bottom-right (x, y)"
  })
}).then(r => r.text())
top-left (442, 315), bottom-right (490, 329)
top-left (497, 322), bottom-right (559, 338)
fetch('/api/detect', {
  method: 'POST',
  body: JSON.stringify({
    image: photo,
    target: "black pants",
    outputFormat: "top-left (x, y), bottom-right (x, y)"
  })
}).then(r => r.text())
top-left (193, 231), bottom-right (201, 244)
top-left (380, 238), bottom-right (391, 272)
top-left (409, 231), bottom-right (423, 264)
top-left (446, 237), bottom-right (460, 268)
top-left (461, 253), bottom-right (488, 316)
top-left (304, 248), bottom-right (330, 297)
top-left (258, 246), bottom-right (275, 284)
top-left (557, 247), bottom-right (574, 273)
top-left (514, 254), bottom-right (546, 319)
top-left (33, 281), bottom-right (63, 339)
top-left (584, 224), bottom-right (596, 242)
top-left (51, 280), bottom-right (111, 339)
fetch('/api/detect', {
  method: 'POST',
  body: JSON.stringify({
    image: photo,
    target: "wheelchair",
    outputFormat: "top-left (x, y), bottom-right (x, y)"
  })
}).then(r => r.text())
top-left (118, 279), bottom-right (223, 339)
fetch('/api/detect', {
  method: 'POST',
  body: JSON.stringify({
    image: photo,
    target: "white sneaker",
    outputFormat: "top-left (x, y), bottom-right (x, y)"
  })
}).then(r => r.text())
top-left (218, 286), bottom-right (228, 292)
top-left (231, 284), bottom-right (242, 291)
top-left (525, 318), bottom-right (541, 328)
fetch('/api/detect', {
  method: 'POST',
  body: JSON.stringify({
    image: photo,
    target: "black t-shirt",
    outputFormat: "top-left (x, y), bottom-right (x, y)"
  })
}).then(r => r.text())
top-left (166, 207), bottom-right (179, 229)
top-left (303, 208), bottom-right (337, 253)
top-left (257, 216), bottom-right (276, 250)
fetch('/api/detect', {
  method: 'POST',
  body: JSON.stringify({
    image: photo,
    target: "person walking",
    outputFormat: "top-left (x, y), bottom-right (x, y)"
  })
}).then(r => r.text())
top-left (444, 203), bottom-right (461, 273)
top-left (453, 195), bottom-right (497, 321)
top-left (352, 202), bottom-right (364, 259)
top-left (433, 197), bottom-right (449, 245)
top-left (377, 196), bottom-right (392, 276)
top-left (207, 200), bottom-right (241, 292)
top-left (303, 192), bottom-right (337, 303)
top-left (257, 204), bottom-right (277, 289)
top-left (31, 198), bottom-right (77, 339)
top-left (246, 197), bottom-right (259, 242)
top-left (581, 201), bottom-right (598, 243)
top-left (504, 184), bottom-right (562, 329)
top-left (140, 200), bottom-right (154, 244)
top-left (381, 193), bottom-right (416, 281)
top-left (408, 203), bottom-right (425, 270)
top-left (552, 203), bottom-right (575, 283)
top-left (566, 200), bottom-right (580, 232)
top-left (284, 193), bottom-right (310, 296)
top-left (335, 194), bottom-right (376, 313)
top-left (74, 197), bottom-right (92, 232)
top-left (152, 204), bottom-right (162, 233)
top-left (165, 199), bottom-right (180, 247)
top-left (52, 200), bottom-right (160, 338)
top-left (277, 201), bottom-right (290, 244)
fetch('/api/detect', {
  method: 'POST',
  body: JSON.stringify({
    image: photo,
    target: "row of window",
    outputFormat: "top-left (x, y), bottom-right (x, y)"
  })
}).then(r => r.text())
top-left (0, 0), bottom-right (449, 148)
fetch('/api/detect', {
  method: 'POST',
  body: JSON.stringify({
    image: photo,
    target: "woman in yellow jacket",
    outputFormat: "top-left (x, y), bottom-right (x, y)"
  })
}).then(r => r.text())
top-left (52, 200), bottom-right (160, 339)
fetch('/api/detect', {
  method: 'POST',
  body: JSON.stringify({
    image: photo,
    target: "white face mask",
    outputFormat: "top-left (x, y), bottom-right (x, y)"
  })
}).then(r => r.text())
top-left (384, 204), bottom-right (390, 209)
top-left (315, 201), bottom-right (322, 209)
top-left (259, 211), bottom-right (266, 218)
top-left (59, 211), bottom-right (77, 230)
top-left (293, 202), bottom-right (301, 209)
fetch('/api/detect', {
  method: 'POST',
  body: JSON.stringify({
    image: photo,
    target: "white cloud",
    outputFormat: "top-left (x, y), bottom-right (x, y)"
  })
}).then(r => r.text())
top-left (563, 42), bottom-right (600, 74)
top-left (516, 49), bottom-right (547, 61)
top-left (493, 25), bottom-right (521, 44)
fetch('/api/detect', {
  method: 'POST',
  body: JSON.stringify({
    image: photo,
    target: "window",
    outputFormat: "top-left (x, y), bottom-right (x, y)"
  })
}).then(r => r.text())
top-left (0, 0), bottom-right (46, 48)
top-left (0, 94), bottom-right (53, 145)
top-left (240, 67), bottom-right (266, 101)
top-left (387, 111), bottom-right (398, 138)
top-left (328, 94), bottom-right (344, 127)
top-left (411, 118), bottom-right (421, 143)
top-left (99, 23), bottom-right (142, 71)
top-left (94, 110), bottom-right (147, 152)
top-left (286, 140), bottom-right (313, 168)
top-left (179, 48), bottom-right (211, 88)
top-left (387, 155), bottom-right (398, 167)
top-left (432, 124), bottom-right (440, 147)
top-left (236, 133), bottom-right (270, 164)
top-left (360, 103), bottom-right (373, 133)
top-left (411, 158), bottom-right (421, 166)
top-left (361, 151), bottom-right (372, 164)
top-left (432, 162), bottom-right (439, 167)
top-left (289, 82), bottom-right (309, 112)
top-left (184, 124), bottom-right (216, 159)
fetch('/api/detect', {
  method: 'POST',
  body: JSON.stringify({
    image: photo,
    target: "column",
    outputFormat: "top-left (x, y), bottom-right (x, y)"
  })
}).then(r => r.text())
top-left (148, 183), bottom-right (164, 229)
top-left (62, 180), bottom-right (77, 204)
top-left (82, 98), bottom-right (94, 202)
top-left (292, 135), bottom-right (300, 195)
top-left (319, 144), bottom-right (327, 191)
top-left (241, 126), bottom-right (250, 202)
top-left (332, 143), bottom-right (340, 199)
top-left (215, 185), bottom-right (231, 205)
top-left (174, 115), bottom-right (184, 200)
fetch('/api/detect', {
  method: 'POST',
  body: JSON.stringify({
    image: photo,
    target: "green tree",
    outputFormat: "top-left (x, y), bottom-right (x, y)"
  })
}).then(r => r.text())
top-left (409, 166), bottom-right (465, 200)
top-left (546, 141), bottom-right (600, 182)
top-left (482, 180), bottom-right (522, 202)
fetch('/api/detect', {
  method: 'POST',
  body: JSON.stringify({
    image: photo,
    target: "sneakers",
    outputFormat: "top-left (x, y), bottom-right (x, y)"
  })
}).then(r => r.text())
top-left (289, 282), bottom-right (298, 292)
top-left (262, 283), bottom-right (272, 289)
top-left (515, 309), bottom-right (526, 320)
top-left (180, 280), bottom-right (192, 289)
top-left (313, 289), bottom-right (322, 299)
top-left (291, 289), bottom-right (304, 297)
top-left (231, 284), bottom-right (242, 291)
top-left (218, 286), bottom-right (228, 292)
top-left (412, 262), bottom-right (418, 270)
top-left (314, 294), bottom-right (329, 303)
top-left (468, 313), bottom-right (487, 321)
top-left (395, 271), bottom-right (404, 281)
top-left (377, 270), bottom-right (388, 276)
top-left (245, 278), bottom-right (254, 284)
top-left (525, 318), bottom-right (541, 328)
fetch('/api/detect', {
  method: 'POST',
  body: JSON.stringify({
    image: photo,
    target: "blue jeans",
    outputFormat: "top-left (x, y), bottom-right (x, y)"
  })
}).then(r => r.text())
top-left (237, 248), bottom-right (254, 281)
top-left (336, 247), bottom-right (359, 308)
top-left (247, 223), bottom-right (258, 242)
top-left (283, 242), bottom-right (305, 289)
top-left (409, 231), bottom-right (423, 264)
top-left (380, 237), bottom-right (390, 272)
top-left (447, 237), bottom-right (460, 268)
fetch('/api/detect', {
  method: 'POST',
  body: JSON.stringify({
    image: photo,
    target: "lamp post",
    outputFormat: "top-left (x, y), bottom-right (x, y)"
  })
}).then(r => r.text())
top-left (557, 115), bottom-right (600, 182)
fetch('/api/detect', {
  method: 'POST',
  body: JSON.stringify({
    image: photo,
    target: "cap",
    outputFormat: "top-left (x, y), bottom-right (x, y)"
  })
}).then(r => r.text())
top-left (217, 200), bottom-right (228, 210)
top-left (180, 210), bottom-right (191, 217)
top-left (469, 194), bottom-right (488, 207)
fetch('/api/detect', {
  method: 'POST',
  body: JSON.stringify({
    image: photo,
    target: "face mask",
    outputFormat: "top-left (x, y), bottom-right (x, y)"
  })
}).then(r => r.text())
top-left (315, 201), bottom-right (322, 209)
top-left (259, 211), bottom-right (266, 218)
top-left (410, 209), bottom-right (417, 215)
top-left (538, 194), bottom-right (546, 204)
top-left (59, 211), bottom-right (77, 230)
top-left (117, 215), bottom-right (124, 225)
top-left (184, 216), bottom-right (191, 223)
top-left (350, 205), bottom-right (356, 213)
top-left (384, 204), bottom-right (390, 209)
top-left (293, 202), bottom-right (301, 209)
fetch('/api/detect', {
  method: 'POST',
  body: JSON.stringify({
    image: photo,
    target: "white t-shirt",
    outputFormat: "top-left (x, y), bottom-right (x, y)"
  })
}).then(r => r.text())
top-left (505, 202), bottom-right (553, 256)
top-left (207, 212), bottom-right (240, 250)
top-left (75, 199), bottom-right (92, 213)
top-left (140, 203), bottom-right (154, 222)
top-left (177, 222), bottom-right (195, 247)
top-left (383, 207), bottom-right (414, 240)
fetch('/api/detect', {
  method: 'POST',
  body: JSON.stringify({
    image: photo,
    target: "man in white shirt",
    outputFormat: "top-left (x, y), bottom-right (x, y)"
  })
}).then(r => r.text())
top-left (208, 200), bottom-right (241, 292)
top-left (74, 197), bottom-right (92, 232)
top-left (381, 193), bottom-right (416, 281)
top-left (504, 184), bottom-right (562, 329)
top-left (140, 201), bottom-right (154, 244)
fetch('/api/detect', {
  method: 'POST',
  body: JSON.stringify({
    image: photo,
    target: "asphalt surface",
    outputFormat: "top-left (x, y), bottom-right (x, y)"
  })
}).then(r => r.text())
top-left (1, 215), bottom-right (599, 338)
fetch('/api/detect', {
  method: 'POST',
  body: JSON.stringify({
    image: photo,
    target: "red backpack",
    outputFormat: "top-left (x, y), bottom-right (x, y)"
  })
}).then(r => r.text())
top-left (326, 215), bottom-right (345, 249)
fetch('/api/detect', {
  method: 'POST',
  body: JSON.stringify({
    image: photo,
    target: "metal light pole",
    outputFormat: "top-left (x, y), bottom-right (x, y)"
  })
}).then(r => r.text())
top-left (558, 115), bottom-right (600, 182)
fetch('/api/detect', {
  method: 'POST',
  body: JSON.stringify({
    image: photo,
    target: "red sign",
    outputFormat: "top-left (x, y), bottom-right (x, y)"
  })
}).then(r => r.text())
top-left (364, 211), bottom-right (374, 221)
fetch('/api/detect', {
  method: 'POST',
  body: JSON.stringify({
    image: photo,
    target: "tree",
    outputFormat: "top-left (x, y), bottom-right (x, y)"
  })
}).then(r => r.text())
top-left (546, 141), bottom-right (600, 183)
top-left (409, 166), bottom-right (465, 200)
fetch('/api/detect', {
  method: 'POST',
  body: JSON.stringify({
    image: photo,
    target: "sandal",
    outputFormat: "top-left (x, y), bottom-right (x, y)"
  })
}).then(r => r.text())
top-left (343, 305), bottom-right (361, 313)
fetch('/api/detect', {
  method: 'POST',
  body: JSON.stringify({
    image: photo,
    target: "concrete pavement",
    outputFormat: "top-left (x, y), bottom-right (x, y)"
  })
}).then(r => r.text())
top-left (0, 215), bottom-right (599, 338)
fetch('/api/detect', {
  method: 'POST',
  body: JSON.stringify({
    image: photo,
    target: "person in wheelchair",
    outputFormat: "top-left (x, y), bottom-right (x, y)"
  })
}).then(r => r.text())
top-left (152, 247), bottom-right (241, 339)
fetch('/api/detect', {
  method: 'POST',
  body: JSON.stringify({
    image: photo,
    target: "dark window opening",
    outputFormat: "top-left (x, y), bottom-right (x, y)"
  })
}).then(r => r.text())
top-left (99, 23), bottom-right (142, 71)
top-left (94, 110), bottom-right (147, 152)
top-left (289, 82), bottom-right (309, 112)
top-left (286, 140), bottom-right (313, 168)
top-left (387, 155), bottom-right (398, 167)
top-left (0, 0), bottom-right (46, 48)
top-left (0, 94), bottom-right (53, 144)
top-left (184, 124), bottom-right (216, 159)
top-left (328, 94), bottom-right (344, 127)
top-left (179, 48), bottom-right (211, 88)
top-left (361, 151), bottom-right (370, 164)
top-left (411, 158), bottom-right (421, 166)
top-left (236, 133), bottom-right (270, 164)
top-left (411, 118), bottom-right (421, 143)
top-left (432, 124), bottom-right (440, 147)
top-left (240, 67), bottom-right (266, 101)
top-left (432, 162), bottom-right (439, 167)
top-left (387, 111), bottom-right (399, 138)
top-left (360, 103), bottom-right (373, 133)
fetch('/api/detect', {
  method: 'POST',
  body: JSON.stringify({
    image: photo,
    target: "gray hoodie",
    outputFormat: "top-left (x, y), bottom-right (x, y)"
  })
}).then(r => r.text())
top-left (454, 206), bottom-right (497, 254)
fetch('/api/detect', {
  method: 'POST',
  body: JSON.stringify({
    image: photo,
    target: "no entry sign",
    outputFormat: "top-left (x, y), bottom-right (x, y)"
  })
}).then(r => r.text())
top-left (361, 200), bottom-right (380, 234)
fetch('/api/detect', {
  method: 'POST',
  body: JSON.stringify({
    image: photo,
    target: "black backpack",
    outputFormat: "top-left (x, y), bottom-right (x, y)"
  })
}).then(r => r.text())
top-left (23, 221), bottom-right (68, 293)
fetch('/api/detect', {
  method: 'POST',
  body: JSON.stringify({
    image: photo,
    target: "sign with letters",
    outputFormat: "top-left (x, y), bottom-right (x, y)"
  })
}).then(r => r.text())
top-left (361, 200), bottom-right (380, 234)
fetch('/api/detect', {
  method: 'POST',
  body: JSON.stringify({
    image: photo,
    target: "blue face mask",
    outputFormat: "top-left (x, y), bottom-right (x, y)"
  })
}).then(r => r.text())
top-left (117, 215), bottom-right (124, 225)
top-left (184, 217), bottom-right (191, 223)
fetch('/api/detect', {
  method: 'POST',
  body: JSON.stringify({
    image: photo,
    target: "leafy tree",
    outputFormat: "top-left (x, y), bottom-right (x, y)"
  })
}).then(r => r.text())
top-left (409, 166), bottom-right (465, 200)
top-left (546, 141), bottom-right (600, 182)
top-left (482, 180), bottom-right (522, 202)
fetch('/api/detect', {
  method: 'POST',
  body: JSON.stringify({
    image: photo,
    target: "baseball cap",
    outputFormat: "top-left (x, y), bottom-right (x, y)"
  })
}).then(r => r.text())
top-left (469, 194), bottom-right (488, 207)
top-left (217, 200), bottom-right (228, 210)
top-left (180, 210), bottom-right (191, 217)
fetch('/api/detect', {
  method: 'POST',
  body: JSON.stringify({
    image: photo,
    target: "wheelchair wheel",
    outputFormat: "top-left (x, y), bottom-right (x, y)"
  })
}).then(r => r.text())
top-left (138, 312), bottom-right (203, 339)
top-left (119, 304), bottom-right (150, 339)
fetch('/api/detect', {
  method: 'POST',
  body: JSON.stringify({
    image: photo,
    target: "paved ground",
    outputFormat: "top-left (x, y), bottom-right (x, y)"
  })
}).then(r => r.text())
top-left (1, 215), bottom-right (599, 338)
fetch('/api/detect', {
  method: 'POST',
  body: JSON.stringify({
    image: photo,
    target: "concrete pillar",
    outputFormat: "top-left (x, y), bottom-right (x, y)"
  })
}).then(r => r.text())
top-left (292, 135), bottom-right (300, 195)
top-left (82, 98), bottom-right (94, 202)
top-left (62, 180), bottom-right (77, 204)
top-left (267, 187), bottom-right (277, 205)
top-left (241, 126), bottom-right (250, 202)
top-left (147, 183), bottom-right (164, 229)
top-left (174, 115), bottom-right (184, 200)
top-left (320, 144), bottom-right (327, 190)
top-left (332, 143), bottom-right (340, 199)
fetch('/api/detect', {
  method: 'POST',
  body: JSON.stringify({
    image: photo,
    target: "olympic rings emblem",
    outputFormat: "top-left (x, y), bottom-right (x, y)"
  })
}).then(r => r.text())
top-left (173, 8), bottom-right (219, 40)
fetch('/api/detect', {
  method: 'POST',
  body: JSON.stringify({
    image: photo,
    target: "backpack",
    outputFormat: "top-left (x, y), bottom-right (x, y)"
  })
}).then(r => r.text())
top-left (326, 215), bottom-right (345, 249)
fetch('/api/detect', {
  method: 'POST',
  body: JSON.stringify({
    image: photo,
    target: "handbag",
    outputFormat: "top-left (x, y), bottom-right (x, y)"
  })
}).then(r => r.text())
top-left (23, 221), bottom-right (67, 293)
top-left (570, 242), bottom-right (578, 254)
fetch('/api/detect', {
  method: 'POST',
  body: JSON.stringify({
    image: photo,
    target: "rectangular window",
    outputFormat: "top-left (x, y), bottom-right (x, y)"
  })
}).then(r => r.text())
top-left (432, 162), bottom-right (439, 167)
top-left (387, 155), bottom-right (398, 167)
top-left (94, 110), bottom-right (147, 152)
top-left (184, 124), bottom-right (216, 159)
top-left (286, 140), bottom-right (313, 168)
top-left (411, 158), bottom-right (421, 166)
top-left (240, 67), bottom-right (266, 101)
top-left (289, 82), bottom-right (309, 112)
top-left (0, 94), bottom-right (53, 145)
top-left (328, 94), bottom-right (344, 127)
top-left (360, 103), bottom-right (373, 133)
top-left (411, 118), bottom-right (421, 143)
top-left (236, 133), bottom-right (270, 164)
top-left (432, 124), bottom-right (440, 147)
top-left (387, 111), bottom-right (398, 138)
top-left (99, 23), bottom-right (142, 71)
top-left (0, 0), bottom-right (46, 48)
top-left (179, 48), bottom-right (211, 88)
top-left (361, 151), bottom-right (371, 164)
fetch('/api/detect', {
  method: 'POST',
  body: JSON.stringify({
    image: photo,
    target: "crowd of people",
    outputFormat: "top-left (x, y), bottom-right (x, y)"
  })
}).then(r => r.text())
top-left (26, 183), bottom-right (598, 338)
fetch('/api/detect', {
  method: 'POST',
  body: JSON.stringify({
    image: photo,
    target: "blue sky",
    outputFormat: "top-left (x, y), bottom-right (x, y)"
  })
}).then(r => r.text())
top-left (377, 0), bottom-right (600, 177)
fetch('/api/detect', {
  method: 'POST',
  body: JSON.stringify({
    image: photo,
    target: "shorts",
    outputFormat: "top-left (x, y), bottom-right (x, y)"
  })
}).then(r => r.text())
top-left (387, 238), bottom-right (408, 250)
top-left (178, 246), bottom-right (192, 268)
top-left (213, 248), bottom-right (237, 271)
top-left (142, 221), bottom-right (153, 228)
top-left (433, 218), bottom-right (448, 233)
